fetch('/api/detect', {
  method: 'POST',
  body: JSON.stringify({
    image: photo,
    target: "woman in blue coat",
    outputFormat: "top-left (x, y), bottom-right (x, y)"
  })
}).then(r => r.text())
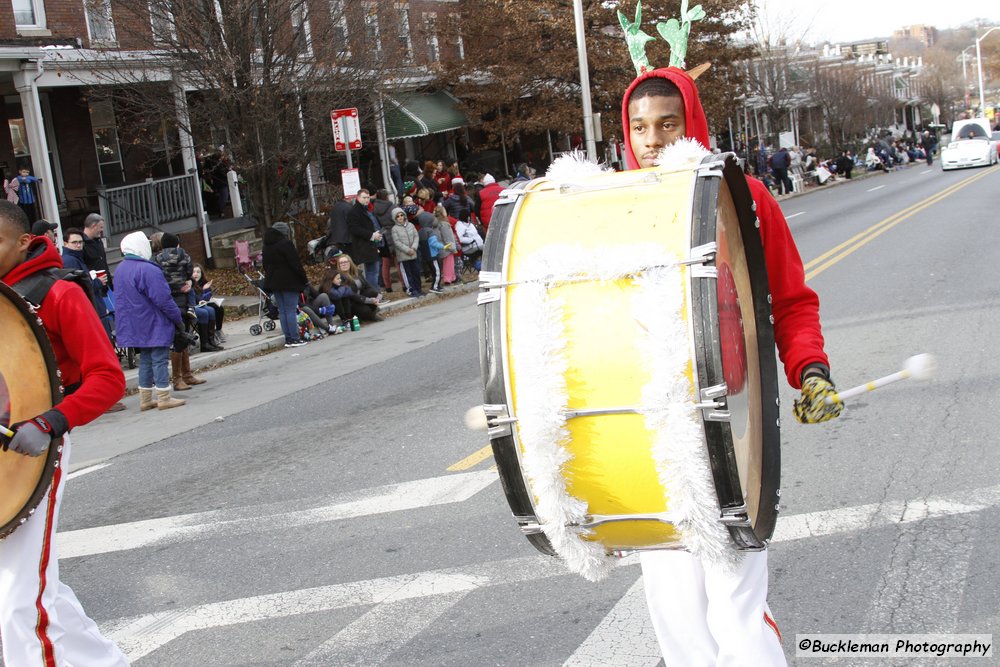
top-left (113, 232), bottom-right (186, 410)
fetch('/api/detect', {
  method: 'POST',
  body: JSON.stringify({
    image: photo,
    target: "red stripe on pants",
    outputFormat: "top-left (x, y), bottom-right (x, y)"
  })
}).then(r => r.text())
top-left (763, 611), bottom-right (782, 642)
top-left (33, 465), bottom-right (62, 667)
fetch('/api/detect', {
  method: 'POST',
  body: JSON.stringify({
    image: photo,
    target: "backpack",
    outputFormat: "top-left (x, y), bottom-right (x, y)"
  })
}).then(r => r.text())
top-left (10, 267), bottom-right (101, 312)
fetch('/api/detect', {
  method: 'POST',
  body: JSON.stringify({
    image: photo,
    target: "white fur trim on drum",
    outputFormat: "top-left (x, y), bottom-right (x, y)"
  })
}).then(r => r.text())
top-left (634, 266), bottom-right (740, 572)
top-left (544, 150), bottom-right (614, 181)
top-left (507, 276), bottom-right (608, 580)
top-left (508, 244), bottom-right (734, 581)
top-left (655, 137), bottom-right (712, 169)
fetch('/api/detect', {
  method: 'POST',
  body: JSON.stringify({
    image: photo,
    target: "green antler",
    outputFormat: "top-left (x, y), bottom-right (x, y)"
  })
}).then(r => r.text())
top-left (655, 0), bottom-right (705, 68)
top-left (618, 1), bottom-right (656, 75)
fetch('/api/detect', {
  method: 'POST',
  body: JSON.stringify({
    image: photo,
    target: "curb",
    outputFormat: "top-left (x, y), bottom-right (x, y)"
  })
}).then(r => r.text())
top-left (121, 280), bottom-right (481, 392)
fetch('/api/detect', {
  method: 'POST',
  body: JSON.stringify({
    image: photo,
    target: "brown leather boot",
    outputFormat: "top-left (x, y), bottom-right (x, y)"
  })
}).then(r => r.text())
top-left (181, 349), bottom-right (206, 385)
top-left (171, 351), bottom-right (191, 391)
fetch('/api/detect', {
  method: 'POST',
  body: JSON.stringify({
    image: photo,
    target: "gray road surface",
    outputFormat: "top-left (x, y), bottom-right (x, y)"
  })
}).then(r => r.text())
top-left (16, 162), bottom-right (1000, 666)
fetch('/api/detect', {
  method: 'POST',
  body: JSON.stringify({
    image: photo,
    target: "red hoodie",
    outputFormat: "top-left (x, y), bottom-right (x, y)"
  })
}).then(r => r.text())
top-left (2, 236), bottom-right (125, 429)
top-left (621, 67), bottom-right (828, 388)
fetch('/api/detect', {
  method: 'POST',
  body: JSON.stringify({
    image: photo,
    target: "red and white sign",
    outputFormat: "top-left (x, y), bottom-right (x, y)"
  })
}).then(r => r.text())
top-left (331, 107), bottom-right (362, 151)
top-left (341, 168), bottom-right (361, 198)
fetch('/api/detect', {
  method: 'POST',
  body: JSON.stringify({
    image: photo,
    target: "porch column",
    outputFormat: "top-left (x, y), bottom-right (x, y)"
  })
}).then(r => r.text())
top-left (13, 60), bottom-right (61, 244)
top-left (172, 78), bottom-right (212, 259)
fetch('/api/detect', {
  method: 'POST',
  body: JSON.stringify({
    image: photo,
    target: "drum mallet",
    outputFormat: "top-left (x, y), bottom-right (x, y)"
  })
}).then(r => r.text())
top-left (1, 425), bottom-right (14, 439)
top-left (824, 353), bottom-right (937, 405)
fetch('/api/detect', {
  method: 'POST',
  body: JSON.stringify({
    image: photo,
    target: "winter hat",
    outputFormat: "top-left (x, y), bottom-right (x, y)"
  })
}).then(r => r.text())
top-left (482, 174), bottom-right (496, 185)
top-left (160, 232), bottom-right (180, 248)
top-left (272, 221), bottom-right (290, 237)
top-left (31, 219), bottom-right (57, 236)
top-left (451, 177), bottom-right (465, 186)
top-left (391, 207), bottom-right (406, 220)
top-left (402, 204), bottom-right (419, 218)
top-left (121, 231), bottom-right (152, 260)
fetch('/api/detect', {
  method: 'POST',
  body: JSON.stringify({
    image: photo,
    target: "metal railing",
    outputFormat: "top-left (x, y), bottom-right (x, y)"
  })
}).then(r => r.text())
top-left (97, 173), bottom-right (201, 235)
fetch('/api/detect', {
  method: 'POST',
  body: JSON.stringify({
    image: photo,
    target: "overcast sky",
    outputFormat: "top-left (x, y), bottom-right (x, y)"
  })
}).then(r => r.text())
top-left (755, 0), bottom-right (1000, 44)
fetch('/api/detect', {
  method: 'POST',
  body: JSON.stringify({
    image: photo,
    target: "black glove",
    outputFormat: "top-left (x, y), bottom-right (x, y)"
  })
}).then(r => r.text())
top-left (0, 409), bottom-right (68, 457)
top-left (173, 327), bottom-right (198, 352)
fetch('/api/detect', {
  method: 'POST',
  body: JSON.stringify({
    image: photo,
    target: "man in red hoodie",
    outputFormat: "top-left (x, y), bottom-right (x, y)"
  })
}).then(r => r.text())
top-left (0, 201), bottom-right (128, 666)
top-left (622, 69), bottom-right (842, 665)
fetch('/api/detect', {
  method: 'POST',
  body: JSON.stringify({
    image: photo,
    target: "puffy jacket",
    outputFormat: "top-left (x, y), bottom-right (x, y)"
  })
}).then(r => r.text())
top-left (391, 221), bottom-right (419, 259)
top-left (262, 227), bottom-right (308, 292)
top-left (114, 255), bottom-right (183, 349)
top-left (154, 247), bottom-right (193, 295)
top-left (443, 193), bottom-right (474, 222)
top-left (476, 182), bottom-right (504, 229)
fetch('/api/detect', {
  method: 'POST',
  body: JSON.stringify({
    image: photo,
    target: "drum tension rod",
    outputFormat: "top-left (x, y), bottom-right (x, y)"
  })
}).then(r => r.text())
top-left (680, 242), bottom-right (717, 266)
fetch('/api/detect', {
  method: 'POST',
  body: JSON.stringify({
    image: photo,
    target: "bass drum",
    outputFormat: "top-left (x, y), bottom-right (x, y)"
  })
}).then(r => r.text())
top-left (477, 155), bottom-right (780, 562)
top-left (0, 281), bottom-right (63, 540)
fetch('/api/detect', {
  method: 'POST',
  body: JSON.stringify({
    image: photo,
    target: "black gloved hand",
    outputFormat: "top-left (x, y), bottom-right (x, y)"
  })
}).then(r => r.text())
top-left (1, 409), bottom-right (68, 457)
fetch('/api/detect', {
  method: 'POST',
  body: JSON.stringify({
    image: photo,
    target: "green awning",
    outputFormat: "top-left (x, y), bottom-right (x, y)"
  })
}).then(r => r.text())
top-left (384, 91), bottom-right (467, 140)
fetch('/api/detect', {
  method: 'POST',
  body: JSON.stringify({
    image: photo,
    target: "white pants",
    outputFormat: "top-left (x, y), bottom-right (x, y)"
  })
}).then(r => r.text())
top-left (640, 550), bottom-right (786, 666)
top-left (0, 436), bottom-right (128, 666)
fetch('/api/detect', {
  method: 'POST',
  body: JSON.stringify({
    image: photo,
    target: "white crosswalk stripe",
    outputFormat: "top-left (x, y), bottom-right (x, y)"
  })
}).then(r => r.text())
top-left (79, 477), bottom-right (1000, 664)
top-left (58, 470), bottom-right (497, 558)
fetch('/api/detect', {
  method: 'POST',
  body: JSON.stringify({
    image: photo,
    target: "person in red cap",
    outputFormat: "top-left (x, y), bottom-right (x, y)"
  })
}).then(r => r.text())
top-left (621, 66), bottom-right (842, 665)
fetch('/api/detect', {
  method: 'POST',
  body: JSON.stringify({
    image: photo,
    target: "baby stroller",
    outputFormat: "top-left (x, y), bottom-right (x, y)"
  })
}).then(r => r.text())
top-left (242, 271), bottom-right (279, 336)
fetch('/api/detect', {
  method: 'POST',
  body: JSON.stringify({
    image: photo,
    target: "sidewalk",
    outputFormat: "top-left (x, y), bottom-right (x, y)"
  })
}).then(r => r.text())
top-left (121, 280), bottom-right (480, 392)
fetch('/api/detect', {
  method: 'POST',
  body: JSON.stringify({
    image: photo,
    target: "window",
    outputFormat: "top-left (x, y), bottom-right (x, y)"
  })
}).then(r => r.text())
top-left (424, 13), bottom-right (438, 63)
top-left (364, 4), bottom-right (382, 59)
top-left (449, 13), bottom-right (463, 60)
top-left (330, 0), bottom-right (349, 52)
top-left (291, 1), bottom-right (313, 56)
top-left (85, 0), bottom-right (116, 43)
top-left (13, 0), bottom-right (45, 27)
top-left (90, 101), bottom-right (125, 186)
top-left (149, 1), bottom-right (176, 44)
top-left (397, 3), bottom-right (412, 63)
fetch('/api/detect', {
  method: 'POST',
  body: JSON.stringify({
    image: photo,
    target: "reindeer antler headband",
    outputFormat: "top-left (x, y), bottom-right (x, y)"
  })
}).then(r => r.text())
top-left (618, 0), bottom-right (708, 75)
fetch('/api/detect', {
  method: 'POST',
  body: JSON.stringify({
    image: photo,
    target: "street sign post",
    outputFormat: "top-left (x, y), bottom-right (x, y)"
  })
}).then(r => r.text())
top-left (331, 107), bottom-right (362, 169)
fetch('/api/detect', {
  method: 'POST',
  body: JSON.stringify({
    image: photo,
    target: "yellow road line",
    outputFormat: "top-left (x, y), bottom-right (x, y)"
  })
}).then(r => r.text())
top-left (802, 166), bottom-right (998, 272)
top-left (447, 444), bottom-right (493, 471)
top-left (805, 166), bottom-right (998, 281)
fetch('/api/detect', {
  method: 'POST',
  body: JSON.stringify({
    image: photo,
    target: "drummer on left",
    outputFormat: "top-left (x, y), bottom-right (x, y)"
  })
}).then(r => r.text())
top-left (0, 200), bottom-right (129, 665)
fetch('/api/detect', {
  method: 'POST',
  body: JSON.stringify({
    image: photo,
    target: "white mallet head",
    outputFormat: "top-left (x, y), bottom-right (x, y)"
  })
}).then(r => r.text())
top-left (904, 353), bottom-right (937, 380)
top-left (464, 406), bottom-right (488, 431)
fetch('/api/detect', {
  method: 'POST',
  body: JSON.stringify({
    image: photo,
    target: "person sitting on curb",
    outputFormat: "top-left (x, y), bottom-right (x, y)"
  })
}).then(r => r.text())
top-left (333, 254), bottom-right (384, 322)
top-left (114, 231), bottom-right (186, 411)
top-left (192, 263), bottom-right (226, 343)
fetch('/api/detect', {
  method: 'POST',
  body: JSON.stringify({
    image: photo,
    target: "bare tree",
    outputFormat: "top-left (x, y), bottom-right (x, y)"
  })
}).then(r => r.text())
top-left (84, 0), bottom-right (406, 228)
top-left (742, 2), bottom-right (812, 146)
top-left (808, 59), bottom-right (869, 150)
top-left (444, 0), bottom-right (753, 159)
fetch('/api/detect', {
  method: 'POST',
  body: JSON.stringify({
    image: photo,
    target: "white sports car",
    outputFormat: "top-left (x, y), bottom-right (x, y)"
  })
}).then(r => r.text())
top-left (941, 119), bottom-right (997, 171)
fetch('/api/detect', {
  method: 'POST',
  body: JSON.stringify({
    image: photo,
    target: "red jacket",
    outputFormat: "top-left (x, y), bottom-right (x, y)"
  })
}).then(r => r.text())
top-left (621, 67), bottom-right (828, 388)
top-left (2, 237), bottom-right (125, 428)
top-left (477, 182), bottom-right (504, 230)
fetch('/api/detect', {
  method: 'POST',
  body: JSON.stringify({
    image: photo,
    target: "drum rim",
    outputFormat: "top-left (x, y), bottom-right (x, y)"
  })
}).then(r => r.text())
top-left (478, 180), bottom-right (557, 556)
top-left (688, 154), bottom-right (781, 549)
top-left (0, 280), bottom-right (64, 541)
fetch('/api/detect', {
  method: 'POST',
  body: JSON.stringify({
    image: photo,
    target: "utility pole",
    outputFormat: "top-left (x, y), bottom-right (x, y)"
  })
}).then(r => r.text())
top-left (572, 0), bottom-right (598, 161)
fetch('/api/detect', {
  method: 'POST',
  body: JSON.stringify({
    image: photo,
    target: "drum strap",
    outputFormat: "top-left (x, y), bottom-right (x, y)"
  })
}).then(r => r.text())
top-left (9, 268), bottom-right (99, 312)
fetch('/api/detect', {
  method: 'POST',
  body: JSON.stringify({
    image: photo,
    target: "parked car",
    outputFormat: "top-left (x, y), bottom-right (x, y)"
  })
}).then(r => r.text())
top-left (941, 119), bottom-right (997, 170)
